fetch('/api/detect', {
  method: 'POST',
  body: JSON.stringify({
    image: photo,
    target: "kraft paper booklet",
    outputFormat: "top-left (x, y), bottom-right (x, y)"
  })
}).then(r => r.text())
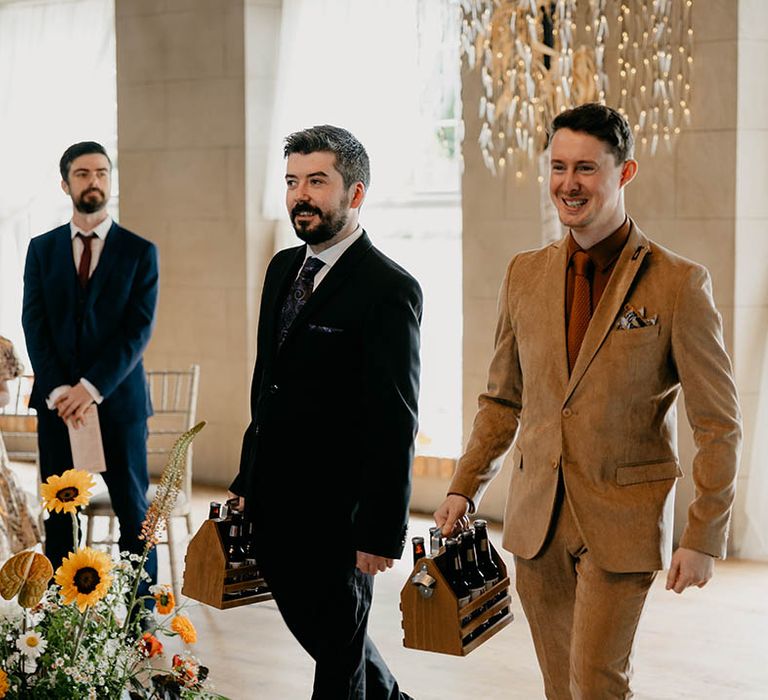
top-left (68, 404), bottom-right (107, 473)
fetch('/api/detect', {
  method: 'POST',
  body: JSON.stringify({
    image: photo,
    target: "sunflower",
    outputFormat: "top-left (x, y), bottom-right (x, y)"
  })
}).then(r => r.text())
top-left (54, 548), bottom-right (113, 612)
top-left (0, 668), bottom-right (8, 697)
top-left (170, 614), bottom-right (197, 644)
top-left (150, 584), bottom-right (175, 615)
top-left (40, 469), bottom-right (96, 514)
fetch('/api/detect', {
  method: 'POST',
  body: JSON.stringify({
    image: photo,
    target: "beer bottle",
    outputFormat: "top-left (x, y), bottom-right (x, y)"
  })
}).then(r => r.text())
top-left (459, 529), bottom-right (486, 601)
top-left (243, 518), bottom-right (258, 567)
top-left (444, 538), bottom-right (470, 607)
top-left (473, 519), bottom-right (500, 589)
top-left (412, 536), bottom-right (426, 565)
top-left (226, 512), bottom-right (246, 569)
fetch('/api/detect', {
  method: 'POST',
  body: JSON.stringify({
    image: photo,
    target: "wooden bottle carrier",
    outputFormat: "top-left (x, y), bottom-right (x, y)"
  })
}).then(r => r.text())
top-left (182, 519), bottom-right (273, 609)
top-left (400, 541), bottom-right (513, 656)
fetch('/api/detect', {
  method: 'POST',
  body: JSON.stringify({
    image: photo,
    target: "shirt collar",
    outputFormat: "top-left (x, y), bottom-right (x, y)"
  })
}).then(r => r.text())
top-left (567, 216), bottom-right (631, 271)
top-left (70, 215), bottom-right (113, 240)
top-left (305, 225), bottom-right (363, 268)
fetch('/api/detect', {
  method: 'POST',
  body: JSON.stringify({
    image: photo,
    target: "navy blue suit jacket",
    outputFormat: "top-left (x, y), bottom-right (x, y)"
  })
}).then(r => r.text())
top-left (22, 222), bottom-right (158, 425)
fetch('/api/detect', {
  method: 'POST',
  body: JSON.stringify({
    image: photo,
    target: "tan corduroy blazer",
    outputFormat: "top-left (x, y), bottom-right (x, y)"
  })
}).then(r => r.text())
top-left (450, 221), bottom-right (742, 573)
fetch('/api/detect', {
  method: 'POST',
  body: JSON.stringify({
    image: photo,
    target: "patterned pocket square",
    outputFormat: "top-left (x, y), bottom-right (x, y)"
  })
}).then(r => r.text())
top-left (308, 324), bottom-right (345, 334)
top-left (616, 304), bottom-right (658, 330)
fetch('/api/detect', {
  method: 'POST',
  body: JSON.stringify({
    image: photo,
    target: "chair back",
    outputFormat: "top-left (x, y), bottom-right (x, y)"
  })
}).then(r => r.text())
top-left (146, 365), bottom-right (201, 503)
top-left (0, 374), bottom-right (38, 461)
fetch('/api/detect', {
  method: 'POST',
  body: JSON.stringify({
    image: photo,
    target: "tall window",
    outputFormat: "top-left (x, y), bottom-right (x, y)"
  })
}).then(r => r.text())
top-left (0, 0), bottom-right (117, 364)
top-left (263, 0), bottom-right (463, 457)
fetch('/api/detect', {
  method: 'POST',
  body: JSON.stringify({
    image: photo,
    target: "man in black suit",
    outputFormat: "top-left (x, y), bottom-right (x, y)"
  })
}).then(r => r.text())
top-left (22, 141), bottom-right (158, 589)
top-left (229, 125), bottom-right (421, 699)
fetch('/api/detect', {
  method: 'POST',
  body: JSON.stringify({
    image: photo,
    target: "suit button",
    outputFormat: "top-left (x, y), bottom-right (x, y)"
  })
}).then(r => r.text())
top-left (269, 384), bottom-right (279, 394)
top-left (562, 407), bottom-right (572, 418)
top-left (552, 460), bottom-right (559, 470)
top-left (254, 425), bottom-right (260, 435)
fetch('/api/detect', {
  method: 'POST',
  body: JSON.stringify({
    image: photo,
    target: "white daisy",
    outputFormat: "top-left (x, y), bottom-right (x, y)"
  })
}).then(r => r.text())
top-left (16, 629), bottom-right (47, 659)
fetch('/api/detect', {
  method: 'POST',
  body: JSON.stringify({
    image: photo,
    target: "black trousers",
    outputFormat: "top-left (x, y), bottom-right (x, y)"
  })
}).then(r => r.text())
top-left (37, 409), bottom-right (157, 593)
top-left (259, 547), bottom-right (412, 700)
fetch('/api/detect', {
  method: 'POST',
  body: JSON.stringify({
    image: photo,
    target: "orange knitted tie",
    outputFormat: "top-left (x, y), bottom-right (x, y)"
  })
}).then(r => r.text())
top-left (567, 251), bottom-right (594, 372)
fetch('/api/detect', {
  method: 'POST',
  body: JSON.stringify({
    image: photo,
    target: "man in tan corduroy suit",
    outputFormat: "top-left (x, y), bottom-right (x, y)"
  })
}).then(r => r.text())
top-left (435, 104), bottom-right (742, 699)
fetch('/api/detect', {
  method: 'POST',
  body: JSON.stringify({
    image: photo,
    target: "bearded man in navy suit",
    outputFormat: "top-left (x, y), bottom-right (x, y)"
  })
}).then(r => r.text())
top-left (22, 141), bottom-right (158, 590)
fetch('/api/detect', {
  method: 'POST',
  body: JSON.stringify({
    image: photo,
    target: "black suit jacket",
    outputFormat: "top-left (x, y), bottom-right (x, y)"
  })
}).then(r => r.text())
top-left (231, 232), bottom-right (422, 560)
top-left (22, 222), bottom-right (159, 425)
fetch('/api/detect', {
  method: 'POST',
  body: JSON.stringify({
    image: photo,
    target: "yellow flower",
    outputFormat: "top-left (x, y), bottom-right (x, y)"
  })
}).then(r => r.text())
top-left (0, 668), bottom-right (8, 697)
top-left (152, 584), bottom-right (175, 615)
top-left (171, 614), bottom-right (197, 644)
top-left (40, 469), bottom-right (96, 514)
top-left (54, 548), bottom-right (113, 612)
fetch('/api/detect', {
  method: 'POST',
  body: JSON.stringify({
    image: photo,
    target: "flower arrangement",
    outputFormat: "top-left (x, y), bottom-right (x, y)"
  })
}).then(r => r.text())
top-left (0, 422), bottom-right (224, 699)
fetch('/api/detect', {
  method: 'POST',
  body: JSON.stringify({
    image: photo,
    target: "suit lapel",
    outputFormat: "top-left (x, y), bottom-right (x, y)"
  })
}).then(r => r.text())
top-left (564, 222), bottom-right (651, 403)
top-left (51, 227), bottom-right (79, 352)
top-left (278, 233), bottom-right (373, 351)
top-left (545, 236), bottom-right (570, 395)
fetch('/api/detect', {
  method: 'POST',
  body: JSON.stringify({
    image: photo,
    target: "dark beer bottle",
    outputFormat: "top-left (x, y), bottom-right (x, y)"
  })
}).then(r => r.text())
top-left (412, 536), bottom-right (426, 565)
top-left (459, 529), bottom-right (486, 601)
top-left (226, 512), bottom-right (246, 569)
top-left (444, 538), bottom-right (470, 607)
top-left (473, 519), bottom-right (500, 589)
top-left (243, 518), bottom-right (257, 567)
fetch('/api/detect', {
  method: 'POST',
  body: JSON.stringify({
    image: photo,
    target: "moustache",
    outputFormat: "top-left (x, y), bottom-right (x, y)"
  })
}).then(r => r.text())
top-left (83, 188), bottom-right (105, 197)
top-left (291, 204), bottom-right (321, 218)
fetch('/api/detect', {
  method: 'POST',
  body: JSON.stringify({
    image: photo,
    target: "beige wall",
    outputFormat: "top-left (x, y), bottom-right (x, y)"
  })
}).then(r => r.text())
top-left (732, 0), bottom-right (768, 556)
top-left (115, 0), bottom-right (280, 485)
top-left (459, 0), bottom-right (764, 554)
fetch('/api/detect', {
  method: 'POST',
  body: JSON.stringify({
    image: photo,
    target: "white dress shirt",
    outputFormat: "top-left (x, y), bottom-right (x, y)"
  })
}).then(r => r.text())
top-left (305, 225), bottom-right (363, 289)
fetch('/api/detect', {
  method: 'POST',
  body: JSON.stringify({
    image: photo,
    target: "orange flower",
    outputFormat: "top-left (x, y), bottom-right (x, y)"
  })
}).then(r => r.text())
top-left (139, 632), bottom-right (164, 658)
top-left (0, 668), bottom-right (8, 697)
top-left (171, 614), bottom-right (197, 644)
top-left (152, 584), bottom-right (175, 615)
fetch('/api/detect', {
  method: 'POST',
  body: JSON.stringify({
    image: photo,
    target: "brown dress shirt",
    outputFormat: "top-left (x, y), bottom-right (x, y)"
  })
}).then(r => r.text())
top-left (565, 217), bottom-right (632, 330)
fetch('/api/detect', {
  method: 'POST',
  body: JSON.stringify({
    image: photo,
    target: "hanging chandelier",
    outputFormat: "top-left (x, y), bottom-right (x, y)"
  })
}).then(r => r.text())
top-left (459, 0), bottom-right (694, 175)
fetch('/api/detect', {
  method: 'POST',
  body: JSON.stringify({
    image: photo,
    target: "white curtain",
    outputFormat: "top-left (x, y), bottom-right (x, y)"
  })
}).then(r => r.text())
top-left (262, 0), bottom-right (424, 227)
top-left (742, 330), bottom-right (768, 560)
top-left (0, 0), bottom-right (116, 362)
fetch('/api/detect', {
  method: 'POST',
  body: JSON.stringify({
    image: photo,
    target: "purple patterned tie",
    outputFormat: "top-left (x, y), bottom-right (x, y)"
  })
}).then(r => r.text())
top-left (278, 257), bottom-right (325, 346)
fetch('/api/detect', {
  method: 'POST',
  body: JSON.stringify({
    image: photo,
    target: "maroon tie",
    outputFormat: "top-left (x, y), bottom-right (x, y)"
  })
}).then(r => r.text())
top-left (76, 233), bottom-right (96, 288)
top-left (567, 251), bottom-right (594, 372)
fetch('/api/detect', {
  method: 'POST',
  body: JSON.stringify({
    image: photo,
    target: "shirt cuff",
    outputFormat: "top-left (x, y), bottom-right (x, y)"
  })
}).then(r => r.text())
top-left (46, 385), bottom-right (71, 410)
top-left (80, 378), bottom-right (103, 404)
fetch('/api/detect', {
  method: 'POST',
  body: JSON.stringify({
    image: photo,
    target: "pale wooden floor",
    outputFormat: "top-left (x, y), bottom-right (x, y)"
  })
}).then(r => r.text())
top-left (11, 464), bottom-right (768, 699)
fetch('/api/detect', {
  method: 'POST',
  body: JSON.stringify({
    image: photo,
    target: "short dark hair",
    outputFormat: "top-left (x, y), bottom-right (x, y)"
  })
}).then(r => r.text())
top-left (283, 125), bottom-right (370, 190)
top-left (549, 103), bottom-right (634, 164)
top-left (59, 141), bottom-right (112, 181)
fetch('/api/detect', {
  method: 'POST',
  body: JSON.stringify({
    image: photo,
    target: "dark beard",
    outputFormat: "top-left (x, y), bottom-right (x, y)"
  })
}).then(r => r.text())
top-left (74, 189), bottom-right (106, 214)
top-left (290, 203), bottom-right (348, 246)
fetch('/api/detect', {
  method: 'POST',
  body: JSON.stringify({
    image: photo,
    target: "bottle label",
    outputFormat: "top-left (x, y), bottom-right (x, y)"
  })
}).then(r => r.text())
top-left (469, 585), bottom-right (484, 600)
top-left (484, 576), bottom-right (500, 591)
top-left (457, 594), bottom-right (470, 608)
